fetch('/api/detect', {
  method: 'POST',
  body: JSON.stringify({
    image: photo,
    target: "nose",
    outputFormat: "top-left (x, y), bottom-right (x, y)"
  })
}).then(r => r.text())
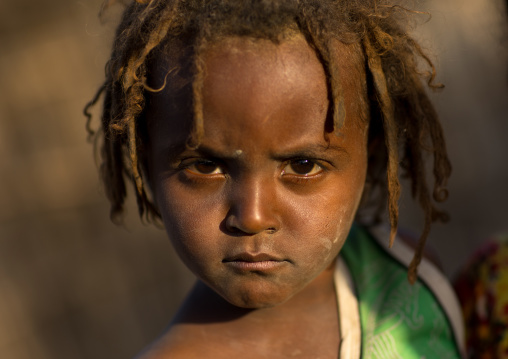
top-left (225, 175), bottom-right (281, 235)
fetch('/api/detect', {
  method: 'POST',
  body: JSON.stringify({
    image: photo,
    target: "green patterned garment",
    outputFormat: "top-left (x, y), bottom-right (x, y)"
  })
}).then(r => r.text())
top-left (340, 225), bottom-right (462, 359)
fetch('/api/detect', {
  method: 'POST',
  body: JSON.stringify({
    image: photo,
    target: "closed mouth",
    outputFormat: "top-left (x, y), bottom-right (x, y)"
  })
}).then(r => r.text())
top-left (222, 252), bottom-right (284, 263)
top-left (222, 252), bottom-right (289, 272)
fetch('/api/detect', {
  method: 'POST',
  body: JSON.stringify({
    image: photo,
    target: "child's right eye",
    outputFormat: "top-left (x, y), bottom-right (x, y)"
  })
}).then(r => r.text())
top-left (184, 160), bottom-right (223, 175)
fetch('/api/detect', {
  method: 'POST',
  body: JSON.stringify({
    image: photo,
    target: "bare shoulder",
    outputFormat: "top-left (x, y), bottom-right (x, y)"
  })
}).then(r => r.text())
top-left (134, 325), bottom-right (205, 359)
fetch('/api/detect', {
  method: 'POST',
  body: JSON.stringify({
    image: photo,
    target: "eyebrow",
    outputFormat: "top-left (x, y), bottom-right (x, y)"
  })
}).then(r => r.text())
top-left (271, 143), bottom-right (348, 160)
top-left (169, 142), bottom-right (349, 162)
top-left (164, 144), bottom-right (234, 162)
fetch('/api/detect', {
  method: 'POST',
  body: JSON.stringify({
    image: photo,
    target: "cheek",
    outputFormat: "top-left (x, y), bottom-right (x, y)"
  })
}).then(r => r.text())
top-left (155, 178), bottom-right (223, 259)
top-left (317, 206), bottom-right (353, 258)
top-left (288, 196), bottom-right (362, 270)
top-left (304, 171), bottom-right (366, 261)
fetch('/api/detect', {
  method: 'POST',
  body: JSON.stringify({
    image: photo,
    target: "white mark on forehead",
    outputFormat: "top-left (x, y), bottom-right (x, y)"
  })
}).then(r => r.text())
top-left (234, 149), bottom-right (243, 157)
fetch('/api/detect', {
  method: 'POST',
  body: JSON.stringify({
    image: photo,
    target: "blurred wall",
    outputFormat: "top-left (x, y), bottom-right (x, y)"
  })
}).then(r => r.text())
top-left (0, 0), bottom-right (506, 358)
top-left (402, 0), bottom-right (508, 276)
top-left (0, 1), bottom-right (193, 358)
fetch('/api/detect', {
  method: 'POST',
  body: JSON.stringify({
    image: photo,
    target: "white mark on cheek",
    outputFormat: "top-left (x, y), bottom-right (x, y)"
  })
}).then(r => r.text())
top-left (319, 237), bottom-right (333, 251)
top-left (317, 237), bottom-right (334, 262)
top-left (333, 218), bottom-right (343, 243)
top-left (333, 206), bottom-right (351, 245)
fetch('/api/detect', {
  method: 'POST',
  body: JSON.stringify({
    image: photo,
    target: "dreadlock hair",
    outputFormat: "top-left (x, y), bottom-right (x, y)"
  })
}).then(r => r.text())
top-left (84, 0), bottom-right (452, 284)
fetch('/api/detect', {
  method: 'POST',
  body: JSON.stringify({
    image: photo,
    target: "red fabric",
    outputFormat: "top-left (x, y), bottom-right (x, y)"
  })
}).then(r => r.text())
top-left (454, 234), bottom-right (508, 358)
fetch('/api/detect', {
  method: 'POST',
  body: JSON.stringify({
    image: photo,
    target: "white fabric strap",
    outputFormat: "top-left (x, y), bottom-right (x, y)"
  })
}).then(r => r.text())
top-left (334, 257), bottom-right (361, 359)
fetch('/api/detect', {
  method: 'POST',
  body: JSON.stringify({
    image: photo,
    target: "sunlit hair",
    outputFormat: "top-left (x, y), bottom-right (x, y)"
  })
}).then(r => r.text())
top-left (85, 0), bottom-right (451, 283)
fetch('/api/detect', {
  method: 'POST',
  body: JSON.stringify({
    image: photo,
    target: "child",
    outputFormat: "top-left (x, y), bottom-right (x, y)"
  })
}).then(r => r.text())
top-left (85, 0), bottom-right (465, 357)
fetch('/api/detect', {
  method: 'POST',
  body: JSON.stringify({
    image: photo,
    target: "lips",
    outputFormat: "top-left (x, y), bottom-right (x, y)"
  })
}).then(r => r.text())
top-left (223, 252), bottom-right (283, 262)
top-left (223, 252), bottom-right (287, 272)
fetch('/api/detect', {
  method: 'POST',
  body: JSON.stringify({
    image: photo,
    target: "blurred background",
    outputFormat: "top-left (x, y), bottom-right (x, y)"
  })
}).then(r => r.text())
top-left (0, 0), bottom-right (506, 358)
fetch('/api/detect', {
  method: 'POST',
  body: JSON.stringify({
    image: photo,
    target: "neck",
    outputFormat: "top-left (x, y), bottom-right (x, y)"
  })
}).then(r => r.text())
top-left (172, 261), bottom-right (337, 326)
top-left (162, 262), bottom-right (340, 358)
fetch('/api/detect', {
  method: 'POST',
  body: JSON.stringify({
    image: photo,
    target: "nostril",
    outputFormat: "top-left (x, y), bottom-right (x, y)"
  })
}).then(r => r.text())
top-left (223, 212), bottom-right (279, 235)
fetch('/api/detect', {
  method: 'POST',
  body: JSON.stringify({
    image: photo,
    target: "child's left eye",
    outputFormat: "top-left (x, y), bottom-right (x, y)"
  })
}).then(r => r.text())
top-left (185, 160), bottom-right (223, 175)
top-left (282, 159), bottom-right (323, 176)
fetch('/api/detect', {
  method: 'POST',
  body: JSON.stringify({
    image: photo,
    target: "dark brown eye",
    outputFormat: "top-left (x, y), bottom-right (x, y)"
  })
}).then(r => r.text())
top-left (186, 160), bottom-right (222, 175)
top-left (284, 159), bottom-right (322, 176)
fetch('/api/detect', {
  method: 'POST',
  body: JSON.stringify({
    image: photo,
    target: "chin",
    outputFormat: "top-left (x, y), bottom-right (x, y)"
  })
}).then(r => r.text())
top-left (222, 289), bottom-right (292, 309)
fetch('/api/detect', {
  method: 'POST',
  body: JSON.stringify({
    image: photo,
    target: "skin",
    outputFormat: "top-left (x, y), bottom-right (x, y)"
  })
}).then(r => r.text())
top-left (141, 33), bottom-right (368, 358)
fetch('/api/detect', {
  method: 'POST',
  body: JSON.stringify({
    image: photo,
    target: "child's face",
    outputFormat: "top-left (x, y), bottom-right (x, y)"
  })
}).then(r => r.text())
top-left (146, 34), bottom-right (368, 309)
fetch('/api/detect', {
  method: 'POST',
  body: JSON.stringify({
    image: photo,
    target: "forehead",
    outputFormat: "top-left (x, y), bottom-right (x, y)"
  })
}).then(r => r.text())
top-left (145, 33), bottom-right (368, 147)
top-left (202, 35), bottom-right (329, 137)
